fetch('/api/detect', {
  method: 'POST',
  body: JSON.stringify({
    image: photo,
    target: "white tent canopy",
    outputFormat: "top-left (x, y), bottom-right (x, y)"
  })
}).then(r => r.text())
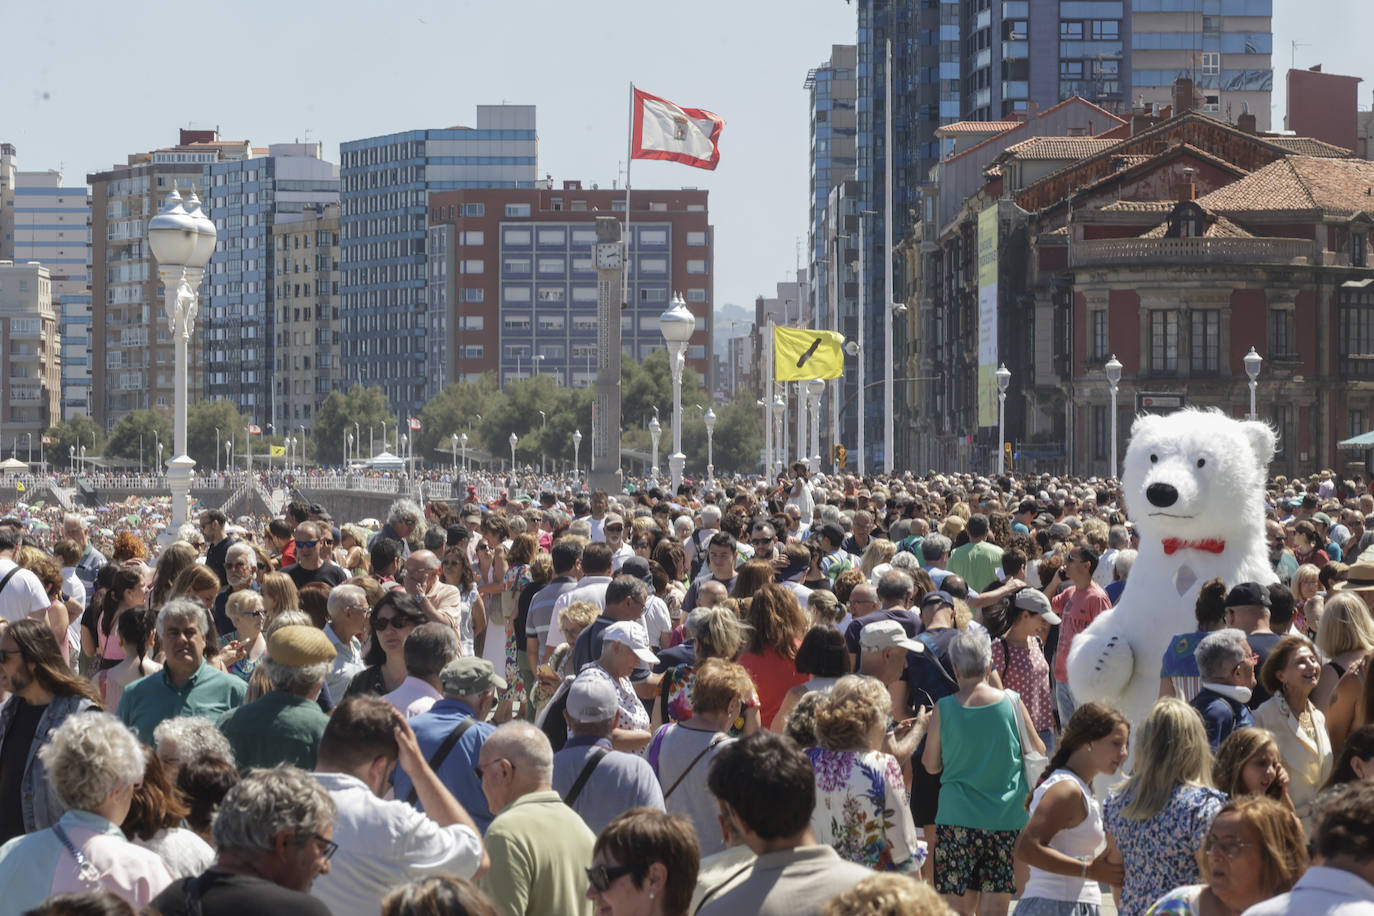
top-left (359, 451), bottom-right (404, 470)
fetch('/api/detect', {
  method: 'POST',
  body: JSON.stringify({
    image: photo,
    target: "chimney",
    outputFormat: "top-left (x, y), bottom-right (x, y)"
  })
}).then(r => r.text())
top-left (1237, 101), bottom-right (1257, 135)
top-left (1179, 166), bottom-right (1197, 202)
top-left (1174, 77), bottom-right (1195, 115)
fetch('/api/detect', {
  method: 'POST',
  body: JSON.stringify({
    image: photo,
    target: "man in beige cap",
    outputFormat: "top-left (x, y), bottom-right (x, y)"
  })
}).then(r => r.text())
top-left (216, 624), bottom-right (335, 772)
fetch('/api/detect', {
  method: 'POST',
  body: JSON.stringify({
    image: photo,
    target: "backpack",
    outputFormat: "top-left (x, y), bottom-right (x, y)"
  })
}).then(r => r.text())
top-left (905, 631), bottom-right (960, 712)
top-left (688, 528), bottom-right (711, 580)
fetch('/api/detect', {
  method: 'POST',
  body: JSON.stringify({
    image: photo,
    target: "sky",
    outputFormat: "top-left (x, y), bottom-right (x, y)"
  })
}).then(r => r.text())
top-left (3, 1), bottom-right (1367, 318)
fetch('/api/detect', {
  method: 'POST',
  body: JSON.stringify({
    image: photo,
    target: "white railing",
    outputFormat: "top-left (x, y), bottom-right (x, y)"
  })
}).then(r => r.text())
top-left (1069, 236), bottom-right (1314, 268)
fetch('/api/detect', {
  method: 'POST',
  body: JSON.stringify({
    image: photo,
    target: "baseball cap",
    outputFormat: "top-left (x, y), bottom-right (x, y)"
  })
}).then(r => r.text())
top-left (566, 676), bottom-right (620, 723)
top-left (604, 513), bottom-right (626, 529)
top-left (620, 556), bottom-right (654, 588)
top-left (602, 621), bottom-right (658, 664)
top-left (859, 620), bottom-right (926, 654)
top-left (1224, 582), bottom-right (1271, 609)
top-left (1012, 588), bottom-right (1061, 626)
top-left (919, 590), bottom-right (957, 609)
top-left (447, 524), bottom-right (471, 546)
top-left (439, 657), bottom-right (507, 696)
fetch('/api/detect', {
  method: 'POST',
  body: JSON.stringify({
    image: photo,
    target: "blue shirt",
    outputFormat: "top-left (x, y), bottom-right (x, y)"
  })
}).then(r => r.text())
top-left (1190, 686), bottom-right (1255, 751)
top-left (393, 698), bottom-right (495, 833)
top-left (551, 735), bottom-right (665, 835)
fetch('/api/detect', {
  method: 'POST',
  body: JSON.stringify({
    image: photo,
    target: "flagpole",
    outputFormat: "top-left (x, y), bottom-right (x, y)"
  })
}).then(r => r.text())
top-left (883, 37), bottom-right (895, 475)
top-left (625, 82), bottom-right (634, 312)
top-left (764, 315), bottom-right (774, 476)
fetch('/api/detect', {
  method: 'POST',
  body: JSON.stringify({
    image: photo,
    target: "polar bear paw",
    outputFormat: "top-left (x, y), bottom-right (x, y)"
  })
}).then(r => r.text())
top-left (1067, 631), bottom-right (1135, 705)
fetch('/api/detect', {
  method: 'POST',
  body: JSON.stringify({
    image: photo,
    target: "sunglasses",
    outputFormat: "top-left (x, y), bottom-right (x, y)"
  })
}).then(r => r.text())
top-left (473, 757), bottom-right (512, 781)
top-left (372, 615), bottom-right (421, 632)
top-left (586, 864), bottom-right (644, 893)
top-left (750, 538), bottom-right (774, 547)
top-left (295, 539), bottom-right (319, 549)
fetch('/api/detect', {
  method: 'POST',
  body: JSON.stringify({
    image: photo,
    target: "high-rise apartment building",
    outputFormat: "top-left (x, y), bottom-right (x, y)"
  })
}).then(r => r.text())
top-left (0, 144), bottom-right (16, 260)
top-left (0, 261), bottom-right (62, 445)
top-left (806, 45), bottom-right (858, 325)
top-left (425, 184), bottom-right (712, 391)
top-left (203, 142), bottom-right (339, 423)
top-left (12, 169), bottom-right (91, 419)
top-left (88, 130), bottom-right (251, 430)
top-left (271, 204), bottom-right (340, 436)
top-left (339, 106), bottom-right (539, 413)
top-left (1130, 0), bottom-right (1272, 129)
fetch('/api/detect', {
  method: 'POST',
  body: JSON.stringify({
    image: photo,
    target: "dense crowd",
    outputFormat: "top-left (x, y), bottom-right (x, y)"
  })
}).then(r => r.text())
top-left (0, 463), bottom-right (1371, 916)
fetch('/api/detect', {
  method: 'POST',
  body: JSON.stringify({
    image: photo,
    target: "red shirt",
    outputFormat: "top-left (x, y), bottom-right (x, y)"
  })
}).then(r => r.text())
top-left (1051, 581), bottom-right (1113, 683)
top-left (739, 644), bottom-right (809, 727)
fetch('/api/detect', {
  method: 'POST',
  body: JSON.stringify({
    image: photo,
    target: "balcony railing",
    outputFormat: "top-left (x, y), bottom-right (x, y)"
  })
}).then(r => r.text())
top-left (1070, 237), bottom-right (1315, 268)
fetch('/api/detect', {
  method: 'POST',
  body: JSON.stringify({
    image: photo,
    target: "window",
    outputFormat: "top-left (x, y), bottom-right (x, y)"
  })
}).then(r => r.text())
top-left (462, 203), bottom-right (484, 218)
top-left (503, 314), bottom-right (531, 331)
top-left (503, 286), bottom-right (531, 302)
top-left (1268, 308), bottom-right (1295, 358)
top-left (537, 287), bottom-right (565, 301)
top-left (1059, 61), bottom-right (1084, 79)
top-left (505, 204), bottom-right (531, 218)
top-left (1201, 52), bottom-right (1220, 76)
top-left (638, 229), bottom-right (668, 246)
top-left (537, 228), bottom-right (566, 246)
top-left (538, 315), bottom-right (566, 330)
top-left (1150, 310), bottom-right (1179, 373)
top-left (460, 288), bottom-right (485, 302)
top-left (686, 231), bottom-right (708, 246)
top-left (1203, 94), bottom-right (1220, 113)
top-left (461, 345), bottom-right (484, 359)
top-left (1060, 20), bottom-right (1084, 39)
top-left (460, 260), bottom-right (484, 274)
top-left (1093, 405), bottom-right (1109, 460)
top-left (1089, 309), bottom-right (1108, 359)
top-left (459, 231), bottom-right (484, 245)
top-left (1353, 232), bottom-right (1368, 267)
top-left (1340, 287), bottom-right (1374, 378)
top-left (1190, 310), bottom-right (1220, 373)
top-left (639, 257), bottom-right (667, 273)
top-left (503, 229), bottom-right (532, 246)
top-left (686, 289), bottom-right (707, 302)
top-left (1350, 409), bottom-right (1367, 440)
top-left (686, 259), bottom-right (707, 275)
top-left (503, 258), bottom-right (531, 274)
top-left (1090, 19), bottom-right (1119, 40)
top-left (458, 316), bottom-right (484, 331)
top-left (639, 287), bottom-right (668, 302)
top-left (537, 257), bottom-right (565, 274)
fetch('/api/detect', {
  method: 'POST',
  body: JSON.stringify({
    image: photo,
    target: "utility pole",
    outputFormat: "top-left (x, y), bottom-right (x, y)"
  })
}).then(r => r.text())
top-left (590, 216), bottom-right (623, 492)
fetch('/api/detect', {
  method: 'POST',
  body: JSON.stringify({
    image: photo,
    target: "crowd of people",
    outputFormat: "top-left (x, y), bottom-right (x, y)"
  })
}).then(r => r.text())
top-left (0, 463), bottom-right (1371, 916)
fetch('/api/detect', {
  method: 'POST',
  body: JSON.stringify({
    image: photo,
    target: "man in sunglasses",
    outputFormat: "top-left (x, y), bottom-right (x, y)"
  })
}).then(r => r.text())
top-left (200, 509), bottom-right (238, 588)
top-left (282, 522), bottom-right (348, 592)
top-left (1266, 518), bottom-right (1298, 587)
top-left (211, 542), bottom-right (258, 638)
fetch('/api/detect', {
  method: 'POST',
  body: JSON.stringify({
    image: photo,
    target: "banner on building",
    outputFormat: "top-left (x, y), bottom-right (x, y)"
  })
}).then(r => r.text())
top-left (977, 205), bottom-right (999, 428)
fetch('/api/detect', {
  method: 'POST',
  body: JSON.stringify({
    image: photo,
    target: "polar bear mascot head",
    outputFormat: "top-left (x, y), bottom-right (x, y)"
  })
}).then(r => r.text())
top-left (1067, 408), bottom-right (1276, 735)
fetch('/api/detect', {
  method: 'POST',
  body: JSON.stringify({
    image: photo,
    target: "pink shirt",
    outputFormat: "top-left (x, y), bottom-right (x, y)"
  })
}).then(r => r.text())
top-left (1051, 582), bottom-right (1113, 683)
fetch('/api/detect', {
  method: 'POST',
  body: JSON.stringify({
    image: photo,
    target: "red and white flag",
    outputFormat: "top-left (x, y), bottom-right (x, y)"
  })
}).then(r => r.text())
top-left (631, 88), bottom-right (724, 171)
top-left (408, 417), bottom-right (423, 431)
top-left (247, 424), bottom-right (261, 435)
top-left (40, 436), bottom-right (52, 445)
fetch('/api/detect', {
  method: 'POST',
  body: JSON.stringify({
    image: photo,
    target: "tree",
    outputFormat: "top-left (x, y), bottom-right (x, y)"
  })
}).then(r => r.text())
top-left (104, 410), bottom-right (173, 470)
top-left (313, 385), bottom-right (394, 465)
top-left (415, 377), bottom-right (503, 462)
top-left (682, 392), bottom-right (763, 476)
top-left (186, 399), bottom-right (253, 471)
top-left (481, 376), bottom-right (592, 470)
top-left (45, 415), bottom-right (103, 469)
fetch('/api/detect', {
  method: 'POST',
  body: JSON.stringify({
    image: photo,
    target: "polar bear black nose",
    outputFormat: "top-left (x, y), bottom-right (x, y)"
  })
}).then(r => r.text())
top-left (1146, 483), bottom-right (1179, 507)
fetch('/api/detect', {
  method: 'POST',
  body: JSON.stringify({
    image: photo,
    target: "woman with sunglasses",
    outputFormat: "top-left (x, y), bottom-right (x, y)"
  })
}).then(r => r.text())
top-left (345, 592), bottom-right (426, 697)
top-left (586, 808), bottom-right (699, 916)
top-left (442, 546), bottom-right (486, 658)
top-left (1143, 796), bottom-right (1305, 916)
top-left (221, 591), bottom-right (268, 682)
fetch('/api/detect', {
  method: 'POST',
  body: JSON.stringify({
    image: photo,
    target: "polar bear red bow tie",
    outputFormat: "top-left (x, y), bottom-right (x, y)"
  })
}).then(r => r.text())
top-left (1162, 538), bottom-right (1226, 555)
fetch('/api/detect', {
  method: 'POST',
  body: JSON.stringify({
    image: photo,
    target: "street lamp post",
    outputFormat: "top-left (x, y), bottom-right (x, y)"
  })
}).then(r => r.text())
top-left (215, 427), bottom-right (221, 474)
top-left (704, 408), bottom-right (716, 484)
top-left (460, 432), bottom-right (468, 476)
top-left (573, 429), bottom-right (582, 478)
top-left (400, 434), bottom-right (409, 480)
top-left (346, 432), bottom-right (354, 471)
top-left (508, 432), bottom-right (518, 474)
top-left (224, 440), bottom-right (231, 474)
top-left (648, 414), bottom-right (662, 483)
top-left (538, 410), bottom-right (547, 475)
top-left (69, 445), bottom-right (74, 474)
top-left (1244, 346), bottom-right (1263, 421)
top-left (156, 442), bottom-right (163, 477)
top-left (147, 188), bottom-right (216, 537)
top-left (659, 294), bottom-right (695, 492)
top-left (773, 395), bottom-right (786, 475)
top-left (450, 433), bottom-right (459, 479)
top-left (995, 364), bottom-right (1011, 476)
top-left (1105, 354), bottom-right (1123, 477)
top-left (807, 378), bottom-right (825, 473)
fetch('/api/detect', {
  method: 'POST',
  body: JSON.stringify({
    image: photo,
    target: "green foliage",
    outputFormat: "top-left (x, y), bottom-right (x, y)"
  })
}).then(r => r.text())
top-left (44, 415), bottom-right (103, 466)
top-left (313, 385), bottom-right (394, 465)
top-left (104, 409), bottom-right (173, 469)
top-left (682, 392), bottom-right (763, 476)
top-left (414, 377), bottom-right (503, 460)
top-left (186, 399), bottom-right (253, 470)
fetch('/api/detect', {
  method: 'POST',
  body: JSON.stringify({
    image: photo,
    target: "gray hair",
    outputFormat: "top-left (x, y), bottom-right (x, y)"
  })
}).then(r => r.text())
top-left (327, 584), bottom-right (367, 619)
top-left (606, 574), bottom-right (649, 606)
top-left (700, 505), bottom-right (722, 528)
top-left (1108, 524), bottom-right (1130, 549)
top-left (674, 516), bottom-right (695, 539)
top-left (948, 628), bottom-right (993, 678)
top-left (1113, 549), bottom-right (1137, 581)
top-left (484, 721), bottom-right (554, 785)
top-left (404, 622), bottom-right (460, 680)
top-left (922, 533), bottom-right (952, 562)
top-left (262, 658), bottom-right (330, 693)
top-left (212, 765), bottom-right (335, 854)
top-left (889, 551), bottom-right (919, 572)
top-left (157, 597), bottom-right (211, 641)
top-left (819, 505), bottom-right (841, 524)
top-left (568, 519), bottom-right (592, 539)
top-left (226, 541), bottom-right (257, 565)
top-left (1195, 628), bottom-right (1252, 680)
top-left (265, 610), bottom-right (314, 635)
top-left (387, 498), bottom-right (423, 525)
top-left (177, 522), bottom-right (205, 548)
top-left (507, 516), bottom-right (527, 535)
top-left (38, 713), bottom-right (145, 811)
top-left (153, 716), bottom-right (235, 768)
top-left (876, 569), bottom-right (915, 604)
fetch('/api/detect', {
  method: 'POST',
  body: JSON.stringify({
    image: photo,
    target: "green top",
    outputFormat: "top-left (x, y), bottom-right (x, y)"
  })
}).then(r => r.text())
top-left (480, 790), bottom-right (595, 916)
top-left (216, 690), bottom-right (330, 773)
top-left (935, 691), bottom-right (1029, 832)
top-left (947, 540), bottom-right (1005, 592)
top-left (116, 659), bottom-right (248, 745)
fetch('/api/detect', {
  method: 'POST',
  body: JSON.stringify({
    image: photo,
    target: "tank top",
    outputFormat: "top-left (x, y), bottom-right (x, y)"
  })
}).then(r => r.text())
top-left (934, 690), bottom-right (1029, 831)
top-left (1020, 769), bottom-right (1104, 905)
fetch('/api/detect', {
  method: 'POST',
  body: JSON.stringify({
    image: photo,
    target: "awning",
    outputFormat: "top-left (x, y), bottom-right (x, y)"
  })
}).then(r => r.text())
top-left (1338, 430), bottom-right (1374, 450)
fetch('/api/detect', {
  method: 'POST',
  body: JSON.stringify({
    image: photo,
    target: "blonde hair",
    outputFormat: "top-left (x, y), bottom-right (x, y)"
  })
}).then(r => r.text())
top-left (821, 873), bottom-right (953, 916)
top-left (940, 516), bottom-right (966, 540)
top-left (259, 572), bottom-right (299, 619)
top-left (1116, 697), bottom-right (1215, 821)
top-left (691, 658), bottom-right (756, 716)
top-left (814, 675), bottom-right (891, 752)
top-left (558, 600), bottom-right (601, 640)
top-left (858, 539), bottom-right (897, 579)
top-left (225, 590), bottom-right (264, 622)
top-left (1292, 564), bottom-right (1321, 600)
top-left (1316, 590), bottom-right (1374, 657)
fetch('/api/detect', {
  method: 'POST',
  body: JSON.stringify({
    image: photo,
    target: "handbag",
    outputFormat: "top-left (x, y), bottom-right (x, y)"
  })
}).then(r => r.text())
top-left (1008, 688), bottom-right (1048, 792)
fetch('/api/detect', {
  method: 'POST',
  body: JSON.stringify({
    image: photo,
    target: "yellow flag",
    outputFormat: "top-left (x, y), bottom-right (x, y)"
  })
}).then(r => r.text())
top-left (270, 446), bottom-right (286, 457)
top-left (774, 326), bottom-right (845, 381)
top-left (15, 482), bottom-right (24, 492)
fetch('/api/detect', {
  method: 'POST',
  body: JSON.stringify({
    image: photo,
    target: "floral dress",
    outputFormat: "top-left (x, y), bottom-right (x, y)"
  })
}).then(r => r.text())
top-left (1104, 784), bottom-right (1227, 916)
top-left (806, 746), bottom-right (925, 873)
top-left (499, 563), bottom-right (530, 705)
top-left (658, 662), bottom-right (759, 736)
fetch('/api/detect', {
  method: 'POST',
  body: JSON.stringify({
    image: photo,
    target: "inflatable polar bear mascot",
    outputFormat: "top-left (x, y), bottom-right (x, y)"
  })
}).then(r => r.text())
top-left (1067, 407), bottom-right (1277, 738)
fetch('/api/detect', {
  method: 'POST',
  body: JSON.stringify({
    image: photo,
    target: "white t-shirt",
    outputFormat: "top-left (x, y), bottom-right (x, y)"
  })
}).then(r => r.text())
top-left (642, 595), bottom-right (673, 648)
top-left (0, 556), bottom-right (52, 624)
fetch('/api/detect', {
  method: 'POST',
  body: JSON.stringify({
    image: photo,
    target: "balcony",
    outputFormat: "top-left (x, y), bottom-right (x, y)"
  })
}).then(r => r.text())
top-left (1069, 237), bottom-right (1314, 269)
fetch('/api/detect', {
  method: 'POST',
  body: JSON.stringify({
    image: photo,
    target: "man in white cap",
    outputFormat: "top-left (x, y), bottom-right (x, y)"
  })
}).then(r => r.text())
top-left (859, 621), bottom-right (932, 765)
top-left (551, 676), bottom-right (664, 834)
top-left (571, 621), bottom-right (657, 753)
top-left (603, 513), bottom-right (634, 572)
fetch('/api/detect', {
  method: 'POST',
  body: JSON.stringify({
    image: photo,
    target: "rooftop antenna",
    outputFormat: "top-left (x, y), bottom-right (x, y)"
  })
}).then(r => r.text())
top-left (1291, 40), bottom-right (1309, 71)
